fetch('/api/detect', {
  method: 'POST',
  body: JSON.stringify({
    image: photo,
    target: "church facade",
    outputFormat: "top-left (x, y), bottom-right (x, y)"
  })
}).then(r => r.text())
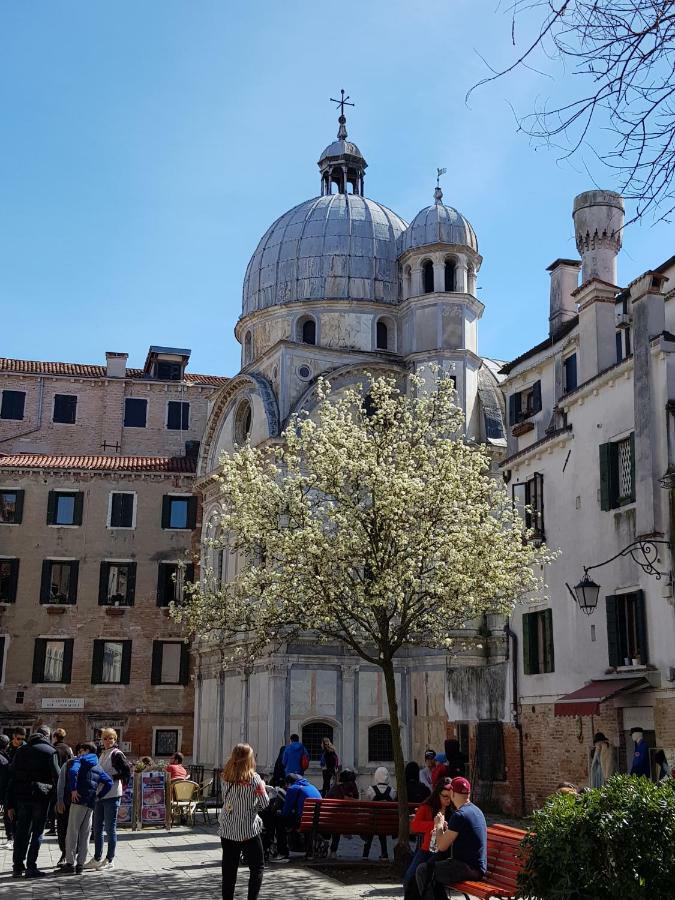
top-left (192, 110), bottom-right (512, 791)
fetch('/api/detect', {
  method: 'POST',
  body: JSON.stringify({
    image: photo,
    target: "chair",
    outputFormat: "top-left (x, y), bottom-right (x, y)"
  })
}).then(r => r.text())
top-left (193, 779), bottom-right (213, 826)
top-left (171, 779), bottom-right (199, 826)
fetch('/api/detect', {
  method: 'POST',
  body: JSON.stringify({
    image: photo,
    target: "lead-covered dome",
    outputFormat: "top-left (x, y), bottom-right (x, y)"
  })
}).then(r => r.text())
top-left (399, 188), bottom-right (478, 254)
top-left (242, 194), bottom-right (407, 316)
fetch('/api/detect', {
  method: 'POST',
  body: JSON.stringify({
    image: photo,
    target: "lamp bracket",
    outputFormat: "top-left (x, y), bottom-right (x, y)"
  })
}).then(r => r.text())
top-left (583, 539), bottom-right (671, 581)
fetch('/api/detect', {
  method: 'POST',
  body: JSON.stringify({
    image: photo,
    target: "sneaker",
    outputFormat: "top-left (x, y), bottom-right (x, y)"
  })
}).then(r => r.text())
top-left (84, 857), bottom-right (104, 870)
top-left (25, 868), bottom-right (47, 878)
top-left (4, 839), bottom-right (14, 850)
top-left (102, 859), bottom-right (115, 869)
top-left (59, 864), bottom-right (76, 875)
top-left (75, 865), bottom-right (84, 875)
top-left (269, 854), bottom-right (290, 864)
top-left (11, 869), bottom-right (24, 879)
top-left (56, 856), bottom-right (66, 867)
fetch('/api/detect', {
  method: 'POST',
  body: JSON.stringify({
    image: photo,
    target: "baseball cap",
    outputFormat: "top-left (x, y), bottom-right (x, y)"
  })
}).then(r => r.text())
top-left (424, 749), bottom-right (436, 760)
top-left (450, 776), bottom-right (471, 794)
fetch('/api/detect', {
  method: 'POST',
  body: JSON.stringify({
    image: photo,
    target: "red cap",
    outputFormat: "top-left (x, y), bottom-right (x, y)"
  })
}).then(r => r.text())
top-left (450, 776), bottom-right (471, 794)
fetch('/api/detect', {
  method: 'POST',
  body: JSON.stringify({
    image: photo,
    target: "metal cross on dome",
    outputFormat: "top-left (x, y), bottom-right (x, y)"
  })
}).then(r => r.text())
top-left (330, 89), bottom-right (354, 117)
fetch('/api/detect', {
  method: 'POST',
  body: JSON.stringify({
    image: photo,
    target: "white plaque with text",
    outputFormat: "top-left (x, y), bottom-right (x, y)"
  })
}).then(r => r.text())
top-left (41, 698), bottom-right (85, 710)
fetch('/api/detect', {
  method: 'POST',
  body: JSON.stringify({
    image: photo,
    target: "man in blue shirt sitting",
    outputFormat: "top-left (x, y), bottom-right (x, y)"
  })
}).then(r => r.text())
top-left (270, 773), bottom-right (321, 862)
top-left (416, 776), bottom-right (487, 900)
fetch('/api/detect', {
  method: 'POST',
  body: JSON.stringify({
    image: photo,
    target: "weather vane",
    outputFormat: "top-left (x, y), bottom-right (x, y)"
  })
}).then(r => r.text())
top-left (436, 167), bottom-right (447, 187)
top-left (330, 89), bottom-right (355, 117)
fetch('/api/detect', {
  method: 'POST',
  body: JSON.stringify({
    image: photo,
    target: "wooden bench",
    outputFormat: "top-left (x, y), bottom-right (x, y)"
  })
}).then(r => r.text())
top-left (448, 824), bottom-right (527, 900)
top-left (299, 798), bottom-right (419, 857)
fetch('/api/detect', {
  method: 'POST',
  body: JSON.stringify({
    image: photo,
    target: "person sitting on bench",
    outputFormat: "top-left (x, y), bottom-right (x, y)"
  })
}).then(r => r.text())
top-left (269, 773), bottom-right (321, 862)
top-left (415, 777), bottom-right (487, 900)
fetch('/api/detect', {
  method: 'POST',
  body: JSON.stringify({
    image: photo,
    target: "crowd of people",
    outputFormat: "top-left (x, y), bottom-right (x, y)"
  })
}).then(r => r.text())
top-left (0, 724), bottom-right (130, 878)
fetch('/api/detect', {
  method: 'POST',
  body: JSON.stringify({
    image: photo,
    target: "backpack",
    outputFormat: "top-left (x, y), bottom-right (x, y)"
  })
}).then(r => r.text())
top-left (300, 752), bottom-right (310, 772)
top-left (372, 783), bottom-right (392, 801)
top-left (111, 748), bottom-right (132, 789)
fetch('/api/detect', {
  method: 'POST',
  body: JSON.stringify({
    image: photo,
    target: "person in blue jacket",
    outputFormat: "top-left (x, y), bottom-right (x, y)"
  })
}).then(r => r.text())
top-left (60, 742), bottom-right (113, 874)
top-left (281, 734), bottom-right (309, 776)
top-left (629, 727), bottom-right (650, 777)
top-left (270, 773), bottom-right (321, 862)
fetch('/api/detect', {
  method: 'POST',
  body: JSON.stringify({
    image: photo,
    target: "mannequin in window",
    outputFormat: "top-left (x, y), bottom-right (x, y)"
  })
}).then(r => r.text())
top-left (590, 732), bottom-right (614, 788)
top-left (629, 727), bottom-right (650, 777)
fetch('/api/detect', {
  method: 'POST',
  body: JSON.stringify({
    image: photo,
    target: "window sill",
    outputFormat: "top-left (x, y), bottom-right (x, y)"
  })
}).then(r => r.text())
top-left (92, 682), bottom-right (127, 689)
top-left (512, 421), bottom-right (535, 438)
top-left (41, 602), bottom-right (75, 608)
top-left (153, 684), bottom-right (186, 690)
top-left (107, 526), bottom-right (136, 531)
top-left (0, 522), bottom-right (21, 527)
top-left (616, 664), bottom-right (648, 672)
top-left (46, 606), bottom-right (67, 616)
top-left (104, 607), bottom-right (128, 617)
top-left (48, 524), bottom-right (81, 529)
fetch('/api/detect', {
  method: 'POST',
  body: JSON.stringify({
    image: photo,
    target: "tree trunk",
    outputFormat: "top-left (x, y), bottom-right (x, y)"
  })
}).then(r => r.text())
top-left (381, 656), bottom-right (410, 858)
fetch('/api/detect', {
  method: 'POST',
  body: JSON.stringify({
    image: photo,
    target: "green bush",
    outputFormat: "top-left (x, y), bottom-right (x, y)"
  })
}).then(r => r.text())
top-left (518, 775), bottom-right (675, 900)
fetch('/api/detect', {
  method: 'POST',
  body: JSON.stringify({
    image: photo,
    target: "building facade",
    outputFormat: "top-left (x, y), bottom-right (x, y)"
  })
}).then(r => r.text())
top-left (0, 346), bottom-right (227, 756)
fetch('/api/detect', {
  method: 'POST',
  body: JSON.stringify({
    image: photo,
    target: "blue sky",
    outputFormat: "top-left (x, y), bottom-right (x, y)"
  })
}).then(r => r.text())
top-left (2, 1), bottom-right (673, 375)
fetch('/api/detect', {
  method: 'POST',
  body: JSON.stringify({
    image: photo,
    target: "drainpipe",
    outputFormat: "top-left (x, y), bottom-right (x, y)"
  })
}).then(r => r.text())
top-left (504, 620), bottom-right (527, 817)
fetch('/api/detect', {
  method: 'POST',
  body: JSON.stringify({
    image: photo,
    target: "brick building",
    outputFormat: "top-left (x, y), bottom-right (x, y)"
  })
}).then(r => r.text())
top-left (0, 347), bottom-right (227, 756)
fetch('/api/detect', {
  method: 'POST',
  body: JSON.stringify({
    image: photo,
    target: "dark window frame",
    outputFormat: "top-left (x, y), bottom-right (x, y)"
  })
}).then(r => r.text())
top-left (376, 320), bottom-right (389, 350)
top-left (98, 561), bottom-right (137, 607)
top-left (444, 259), bottom-right (456, 292)
top-left (606, 590), bottom-right (648, 667)
top-left (422, 259), bottom-right (434, 294)
top-left (154, 728), bottom-right (180, 757)
top-left (509, 381), bottom-right (542, 425)
top-left (91, 638), bottom-right (132, 685)
top-left (32, 638), bottom-right (74, 684)
top-left (156, 562), bottom-right (195, 607)
top-left (40, 559), bottom-right (79, 605)
top-left (301, 318), bottom-right (316, 345)
top-left (512, 472), bottom-right (545, 540)
top-left (368, 722), bottom-right (394, 762)
top-left (0, 559), bottom-right (19, 603)
top-left (52, 393), bottom-right (78, 424)
top-left (161, 495), bottom-right (197, 530)
top-left (151, 640), bottom-right (189, 685)
top-left (155, 361), bottom-right (182, 381)
top-left (522, 608), bottom-right (555, 674)
top-left (0, 489), bottom-right (24, 525)
top-left (1, 390), bottom-right (26, 421)
top-left (109, 492), bottom-right (136, 529)
top-left (563, 354), bottom-right (578, 393)
top-left (599, 433), bottom-right (635, 510)
top-left (124, 397), bottom-right (148, 428)
top-left (167, 401), bottom-right (190, 431)
top-left (47, 490), bottom-right (83, 527)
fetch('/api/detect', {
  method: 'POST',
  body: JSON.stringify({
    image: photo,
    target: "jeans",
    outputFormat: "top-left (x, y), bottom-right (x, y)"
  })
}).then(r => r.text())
top-left (12, 797), bottom-right (50, 872)
top-left (93, 796), bottom-right (121, 862)
top-left (66, 804), bottom-right (93, 867)
top-left (416, 857), bottom-right (482, 900)
top-left (321, 770), bottom-right (335, 797)
top-left (220, 835), bottom-right (264, 900)
top-left (403, 847), bottom-right (432, 887)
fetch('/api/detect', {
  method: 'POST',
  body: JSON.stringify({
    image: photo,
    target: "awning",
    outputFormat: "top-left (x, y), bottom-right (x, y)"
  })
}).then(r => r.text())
top-left (554, 677), bottom-right (648, 717)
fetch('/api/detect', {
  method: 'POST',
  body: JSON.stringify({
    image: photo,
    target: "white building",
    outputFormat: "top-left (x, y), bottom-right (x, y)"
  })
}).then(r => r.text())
top-left (192, 110), bottom-right (511, 783)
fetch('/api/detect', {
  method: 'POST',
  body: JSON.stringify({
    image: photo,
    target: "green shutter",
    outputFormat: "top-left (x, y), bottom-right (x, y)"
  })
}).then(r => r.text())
top-left (522, 613), bottom-right (533, 675)
top-left (32, 639), bottom-right (46, 683)
top-left (532, 380), bottom-right (542, 414)
top-left (126, 562), bottom-right (137, 606)
top-left (599, 443), bottom-right (611, 511)
top-left (543, 608), bottom-right (554, 673)
top-left (151, 641), bottom-right (162, 685)
top-left (635, 590), bottom-right (648, 665)
top-left (120, 641), bottom-right (132, 685)
top-left (46, 490), bottom-right (56, 525)
top-left (68, 561), bottom-right (79, 604)
top-left (629, 432), bottom-right (636, 503)
top-left (156, 564), bottom-right (166, 606)
top-left (40, 560), bottom-right (51, 603)
top-left (91, 640), bottom-right (104, 684)
top-left (73, 492), bottom-right (84, 526)
top-left (509, 394), bottom-right (519, 425)
top-left (8, 559), bottom-right (19, 603)
top-left (61, 639), bottom-right (74, 684)
top-left (187, 496), bottom-right (198, 530)
top-left (179, 643), bottom-right (189, 685)
top-left (161, 496), bottom-right (171, 529)
top-left (606, 595), bottom-right (620, 667)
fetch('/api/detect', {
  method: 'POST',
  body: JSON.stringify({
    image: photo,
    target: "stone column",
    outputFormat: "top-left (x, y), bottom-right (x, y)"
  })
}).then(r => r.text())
top-left (194, 669), bottom-right (203, 762)
top-left (216, 670), bottom-right (226, 767)
top-left (455, 256), bottom-right (468, 293)
top-left (411, 265), bottom-right (422, 298)
top-left (266, 662), bottom-right (288, 772)
top-left (240, 671), bottom-right (250, 743)
top-left (433, 259), bottom-right (445, 293)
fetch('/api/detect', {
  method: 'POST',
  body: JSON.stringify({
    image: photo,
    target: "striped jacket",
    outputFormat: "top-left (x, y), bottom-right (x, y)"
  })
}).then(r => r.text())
top-left (217, 773), bottom-right (269, 842)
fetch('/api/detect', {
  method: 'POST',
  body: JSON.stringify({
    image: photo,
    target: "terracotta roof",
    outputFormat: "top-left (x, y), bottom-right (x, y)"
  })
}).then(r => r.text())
top-left (0, 454), bottom-right (197, 473)
top-left (0, 358), bottom-right (228, 386)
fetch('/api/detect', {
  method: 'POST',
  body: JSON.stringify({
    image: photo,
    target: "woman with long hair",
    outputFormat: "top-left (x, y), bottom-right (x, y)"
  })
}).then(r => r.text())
top-left (319, 737), bottom-right (339, 797)
top-left (403, 776), bottom-right (454, 897)
top-left (218, 743), bottom-right (269, 900)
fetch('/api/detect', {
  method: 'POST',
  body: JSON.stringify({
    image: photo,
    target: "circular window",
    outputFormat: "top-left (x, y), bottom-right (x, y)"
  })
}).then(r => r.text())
top-left (297, 365), bottom-right (312, 380)
top-left (234, 400), bottom-right (252, 444)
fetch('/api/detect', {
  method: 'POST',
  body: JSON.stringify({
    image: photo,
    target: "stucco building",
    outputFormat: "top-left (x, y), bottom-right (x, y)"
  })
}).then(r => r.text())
top-left (0, 346), bottom-right (227, 756)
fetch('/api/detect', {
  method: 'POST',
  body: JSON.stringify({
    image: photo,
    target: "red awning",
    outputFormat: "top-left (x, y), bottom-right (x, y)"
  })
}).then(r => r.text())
top-left (553, 677), bottom-right (648, 717)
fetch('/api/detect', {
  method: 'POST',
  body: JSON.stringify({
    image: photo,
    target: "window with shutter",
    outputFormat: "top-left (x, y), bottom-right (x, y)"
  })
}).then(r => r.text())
top-left (50, 492), bottom-right (82, 526)
top-left (0, 559), bottom-right (19, 602)
top-left (522, 610), bottom-right (554, 674)
top-left (167, 401), bottom-right (190, 430)
top-left (40, 560), bottom-right (78, 604)
top-left (1, 390), bottom-right (26, 420)
top-left (99, 562), bottom-right (135, 606)
top-left (124, 398), bottom-right (147, 428)
top-left (109, 492), bottom-right (135, 528)
top-left (0, 490), bottom-right (24, 524)
top-left (563, 354), bottom-right (577, 393)
top-left (162, 496), bottom-right (194, 529)
top-left (599, 435), bottom-right (634, 510)
top-left (53, 394), bottom-right (78, 424)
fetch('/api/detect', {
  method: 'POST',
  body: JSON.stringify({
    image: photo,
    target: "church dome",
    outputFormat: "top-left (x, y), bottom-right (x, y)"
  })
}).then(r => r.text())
top-left (399, 188), bottom-right (478, 255)
top-left (242, 194), bottom-right (407, 316)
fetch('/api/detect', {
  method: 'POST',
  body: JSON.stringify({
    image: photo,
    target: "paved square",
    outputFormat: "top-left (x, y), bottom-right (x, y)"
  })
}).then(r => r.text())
top-left (0, 826), bottom-right (405, 900)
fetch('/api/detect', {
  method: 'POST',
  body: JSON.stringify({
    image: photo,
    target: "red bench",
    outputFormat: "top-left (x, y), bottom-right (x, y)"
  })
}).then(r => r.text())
top-left (299, 797), bottom-right (419, 857)
top-left (448, 824), bottom-right (527, 900)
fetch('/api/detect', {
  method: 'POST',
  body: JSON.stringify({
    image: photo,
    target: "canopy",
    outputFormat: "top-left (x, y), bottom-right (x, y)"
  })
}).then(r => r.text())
top-left (553, 677), bottom-right (648, 717)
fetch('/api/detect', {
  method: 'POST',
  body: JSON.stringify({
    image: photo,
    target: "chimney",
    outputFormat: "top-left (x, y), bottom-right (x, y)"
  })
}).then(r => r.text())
top-left (547, 259), bottom-right (581, 335)
top-left (573, 190), bottom-right (624, 285)
top-left (106, 352), bottom-right (128, 378)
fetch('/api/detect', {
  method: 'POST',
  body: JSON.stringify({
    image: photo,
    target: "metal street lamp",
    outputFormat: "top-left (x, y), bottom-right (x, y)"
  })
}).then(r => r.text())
top-left (565, 539), bottom-right (671, 615)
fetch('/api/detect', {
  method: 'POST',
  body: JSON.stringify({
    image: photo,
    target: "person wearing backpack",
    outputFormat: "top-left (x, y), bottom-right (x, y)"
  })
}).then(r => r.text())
top-left (281, 734), bottom-right (309, 777)
top-left (363, 766), bottom-right (396, 860)
top-left (84, 728), bottom-right (131, 870)
top-left (319, 737), bottom-right (339, 797)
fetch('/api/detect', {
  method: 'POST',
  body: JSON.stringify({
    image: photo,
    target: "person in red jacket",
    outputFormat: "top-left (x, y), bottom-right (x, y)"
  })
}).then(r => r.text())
top-left (403, 776), bottom-right (454, 896)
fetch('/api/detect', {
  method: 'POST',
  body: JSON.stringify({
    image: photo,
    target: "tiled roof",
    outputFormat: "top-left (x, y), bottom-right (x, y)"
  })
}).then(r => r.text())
top-left (0, 454), bottom-right (197, 473)
top-left (0, 358), bottom-right (228, 386)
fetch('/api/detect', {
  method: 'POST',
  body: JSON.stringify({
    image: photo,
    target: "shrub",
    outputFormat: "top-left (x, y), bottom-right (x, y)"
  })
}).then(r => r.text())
top-left (518, 775), bottom-right (675, 900)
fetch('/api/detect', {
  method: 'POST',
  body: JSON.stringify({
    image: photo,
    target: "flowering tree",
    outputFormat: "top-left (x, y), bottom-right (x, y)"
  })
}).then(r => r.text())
top-left (174, 373), bottom-right (551, 847)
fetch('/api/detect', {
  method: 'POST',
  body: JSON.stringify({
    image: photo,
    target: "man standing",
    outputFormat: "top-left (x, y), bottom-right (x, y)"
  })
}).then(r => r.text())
top-left (46, 728), bottom-right (73, 835)
top-left (281, 734), bottom-right (309, 777)
top-left (629, 727), bottom-right (650, 777)
top-left (415, 777), bottom-right (487, 900)
top-left (0, 735), bottom-right (12, 849)
top-left (7, 727), bottom-right (26, 761)
top-left (6, 724), bottom-right (60, 879)
top-left (419, 749), bottom-right (436, 793)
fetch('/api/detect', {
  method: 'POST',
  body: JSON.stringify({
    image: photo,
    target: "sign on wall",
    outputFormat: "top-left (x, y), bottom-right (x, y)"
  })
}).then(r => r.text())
top-left (41, 698), bottom-right (84, 709)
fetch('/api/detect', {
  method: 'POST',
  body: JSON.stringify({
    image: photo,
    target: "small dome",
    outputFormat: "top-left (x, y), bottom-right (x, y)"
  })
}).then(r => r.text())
top-left (319, 139), bottom-right (365, 163)
top-left (242, 194), bottom-right (407, 317)
top-left (399, 193), bottom-right (478, 254)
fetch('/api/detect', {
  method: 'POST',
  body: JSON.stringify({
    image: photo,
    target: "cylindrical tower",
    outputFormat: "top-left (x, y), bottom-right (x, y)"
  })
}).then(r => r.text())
top-left (573, 190), bottom-right (624, 285)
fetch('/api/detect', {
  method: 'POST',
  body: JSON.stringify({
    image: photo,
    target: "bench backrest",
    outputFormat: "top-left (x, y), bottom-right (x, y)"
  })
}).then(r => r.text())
top-left (300, 798), bottom-right (419, 837)
top-left (485, 825), bottom-right (527, 889)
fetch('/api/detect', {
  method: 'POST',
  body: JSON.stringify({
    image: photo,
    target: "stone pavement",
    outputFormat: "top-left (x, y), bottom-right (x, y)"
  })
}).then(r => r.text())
top-left (0, 826), bottom-right (405, 900)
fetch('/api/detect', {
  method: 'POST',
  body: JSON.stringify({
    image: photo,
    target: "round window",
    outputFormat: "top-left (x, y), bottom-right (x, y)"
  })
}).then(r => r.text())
top-left (297, 365), bottom-right (312, 380)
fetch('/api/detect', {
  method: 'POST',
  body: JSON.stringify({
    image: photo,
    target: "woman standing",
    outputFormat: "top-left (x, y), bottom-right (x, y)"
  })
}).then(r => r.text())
top-left (403, 777), bottom-right (453, 896)
top-left (218, 743), bottom-right (269, 900)
top-left (84, 728), bottom-right (131, 870)
top-left (319, 737), bottom-right (339, 797)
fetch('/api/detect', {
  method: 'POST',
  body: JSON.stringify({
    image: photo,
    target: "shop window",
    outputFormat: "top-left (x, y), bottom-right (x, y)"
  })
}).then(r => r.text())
top-left (368, 723), bottom-right (393, 762)
top-left (40, 560), bottom-right (78, 604)
top-left (151, 641), bottom-right (189, 685)
top-left (606, 591), bottom-right (648, 667)
top-left (512, 472), bottom-right (545, 541)
top-left (523, 609), bottom-right (555, 674)
top-left (0, 490), bottom-right (24, 524)
top-left (92, 639), bottom-right (132, 684)
top-left (301, 721), bottom-right (334, 762)
top-left (53, 394), bottom-right (77, 424)
top-left (0, 559), bottom-right (19, 603)
top-left (32, 638), bottom-right (73, 684)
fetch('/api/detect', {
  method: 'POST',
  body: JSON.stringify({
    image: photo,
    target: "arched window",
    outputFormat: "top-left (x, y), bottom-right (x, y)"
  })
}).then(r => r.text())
top-left (368, 723), bottom-right (393, 762)
top-left (376, 320), bottom-right (388, 350)
top-left (301, 721), bottom-right (334, 762)
top-left (299, 317), bottom-right (316, 345)
top-left (234, 400), bottom-right (252, 445)
top-left (422, 260), bottom-right (434, 294)
top-left (243, 331), bottom-right (252, 365)
top-left (444, 260), bottom-right (456, 292)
